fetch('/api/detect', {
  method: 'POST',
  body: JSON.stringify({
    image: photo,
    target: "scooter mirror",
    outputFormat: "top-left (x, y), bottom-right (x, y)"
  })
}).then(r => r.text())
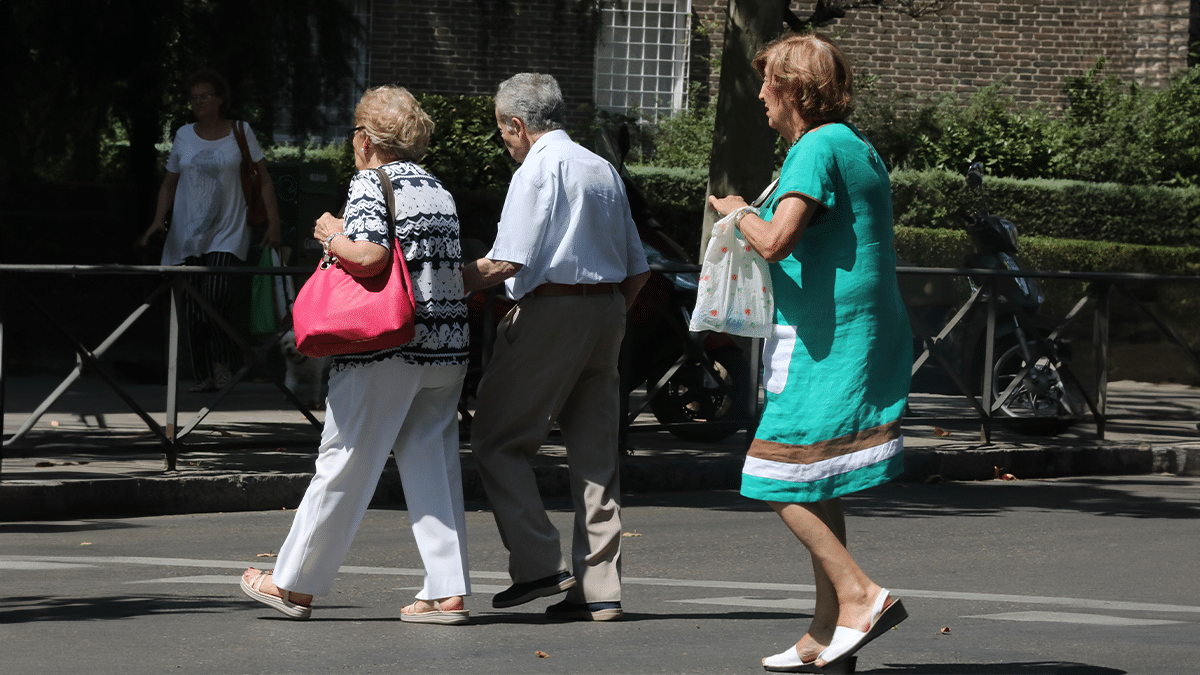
top-left (966, 162), bottom-right (984, 187)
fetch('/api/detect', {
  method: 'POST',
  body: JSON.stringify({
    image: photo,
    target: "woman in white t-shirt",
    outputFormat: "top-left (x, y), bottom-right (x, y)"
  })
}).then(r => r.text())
top-left (139, 69), bottom-right (282, 392)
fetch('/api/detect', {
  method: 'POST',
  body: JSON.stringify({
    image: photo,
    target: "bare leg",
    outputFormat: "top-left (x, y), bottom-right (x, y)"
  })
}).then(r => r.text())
top-left (789, 499), bottom-right (845, 662)
top-left (769, 500), bottom-right (883, 665)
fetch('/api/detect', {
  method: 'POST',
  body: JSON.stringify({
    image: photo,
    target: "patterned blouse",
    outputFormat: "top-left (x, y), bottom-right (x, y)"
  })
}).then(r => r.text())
top-left (330, 162), bottom-right (469, 371)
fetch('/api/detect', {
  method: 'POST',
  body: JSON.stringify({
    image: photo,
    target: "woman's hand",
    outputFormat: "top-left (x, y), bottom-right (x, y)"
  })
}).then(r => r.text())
top-left (708, 195), bottom-right (750, 218)
top-left (314, 212), bottom-right (389, 277)
top-left (136, 172), bottom-right (179, 248)
top-left (257, 161), bottom-right (283, 249)
top-left (260, 222), bottom-right (282, 249)
top-left (137, 221), bottom-right (165, 248)
top-left (314, 212), bottom-right (345, 249)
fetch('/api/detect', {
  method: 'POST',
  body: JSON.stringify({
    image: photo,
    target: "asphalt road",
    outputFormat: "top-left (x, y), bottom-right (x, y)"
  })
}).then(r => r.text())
top-left (2, 477), bottom-right (1197, 675)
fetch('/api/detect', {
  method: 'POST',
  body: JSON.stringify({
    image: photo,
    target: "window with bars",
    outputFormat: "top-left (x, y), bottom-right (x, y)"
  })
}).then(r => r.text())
top-left (594, 0), bottom-right (692, 122)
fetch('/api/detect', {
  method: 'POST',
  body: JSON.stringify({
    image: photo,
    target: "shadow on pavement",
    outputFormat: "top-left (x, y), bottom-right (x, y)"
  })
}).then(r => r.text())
top-left (863, 663), bottom-right (1124, 674)
top-left (0, 593), bottom-right (248, 623)
top-left (847, 479), bottom-right (1200, 521)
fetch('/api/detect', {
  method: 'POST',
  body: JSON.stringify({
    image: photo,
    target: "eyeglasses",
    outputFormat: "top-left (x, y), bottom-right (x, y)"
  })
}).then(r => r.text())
top-left (189, 93), bottom-right (215, 103)
top-left (347, 126), bottom-right (366, 144)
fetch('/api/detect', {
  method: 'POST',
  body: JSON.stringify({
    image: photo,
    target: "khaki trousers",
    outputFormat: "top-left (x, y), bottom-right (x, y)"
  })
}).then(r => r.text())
top-left (471, 292), bottom-right (626, 603)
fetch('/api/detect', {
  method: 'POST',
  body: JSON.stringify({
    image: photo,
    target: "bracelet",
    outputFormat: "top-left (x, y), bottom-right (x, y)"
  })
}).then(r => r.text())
top-left (322, 232), bottom-right (343, 246)
top-left (732, 206), bottom-right (754, 224)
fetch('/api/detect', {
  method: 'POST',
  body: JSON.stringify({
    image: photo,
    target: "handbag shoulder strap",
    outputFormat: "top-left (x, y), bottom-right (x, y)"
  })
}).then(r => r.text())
top-left (232, 120), bottom-right (252, 165)
top-left (750, 178), bottom-right (780, 209)
top-left (373, 167), bottom-right (397, 242)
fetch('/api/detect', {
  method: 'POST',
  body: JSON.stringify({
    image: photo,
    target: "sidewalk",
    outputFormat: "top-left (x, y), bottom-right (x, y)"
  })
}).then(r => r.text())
top-left (3, 375), bottom-right (1198, 520)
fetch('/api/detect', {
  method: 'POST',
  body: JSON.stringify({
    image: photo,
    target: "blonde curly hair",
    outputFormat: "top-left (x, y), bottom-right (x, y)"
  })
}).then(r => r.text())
top-left (355, 85), bottom-right (434, 161)
top-left (753, 33), bottom-right (855, 123)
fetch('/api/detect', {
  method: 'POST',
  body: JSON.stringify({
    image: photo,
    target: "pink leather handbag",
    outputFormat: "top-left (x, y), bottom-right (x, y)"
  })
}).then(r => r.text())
top-left (293, 168), bottom-right (416, 357)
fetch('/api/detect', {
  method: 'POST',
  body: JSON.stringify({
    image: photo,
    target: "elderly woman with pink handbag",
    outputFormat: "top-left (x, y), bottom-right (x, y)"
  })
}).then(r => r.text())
top-left (239, 85), bottom-right (472, 624)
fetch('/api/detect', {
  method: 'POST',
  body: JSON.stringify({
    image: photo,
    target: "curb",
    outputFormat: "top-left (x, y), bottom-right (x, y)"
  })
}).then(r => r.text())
top-left (3, 444), bottom-right (1197, 521)
top-left (904, 443), bottom-right (1200, 482)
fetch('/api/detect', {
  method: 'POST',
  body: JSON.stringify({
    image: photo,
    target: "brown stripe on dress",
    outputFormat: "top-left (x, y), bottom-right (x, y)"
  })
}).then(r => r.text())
top-left (748, 419), bottom-right (903, 466)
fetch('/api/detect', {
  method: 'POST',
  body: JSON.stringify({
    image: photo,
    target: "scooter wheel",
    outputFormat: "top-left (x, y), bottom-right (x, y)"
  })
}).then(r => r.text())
top-left (648, 345), bottom-right (752, 442)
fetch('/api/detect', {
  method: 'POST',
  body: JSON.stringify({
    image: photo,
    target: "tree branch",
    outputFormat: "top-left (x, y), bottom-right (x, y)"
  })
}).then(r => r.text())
top-left (796, 0), bottom-right (953, 29)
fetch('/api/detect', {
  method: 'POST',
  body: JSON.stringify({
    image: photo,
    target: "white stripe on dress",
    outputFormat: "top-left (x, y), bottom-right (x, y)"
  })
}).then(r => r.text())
top-left (762, 324), bottom-right (797, 394)
top-left (742, 435), bottom-right (904, 484)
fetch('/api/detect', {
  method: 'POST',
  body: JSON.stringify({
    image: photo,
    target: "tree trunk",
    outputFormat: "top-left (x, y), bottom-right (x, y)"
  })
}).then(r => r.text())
top-left (701, 0), bottom-right (785, 247)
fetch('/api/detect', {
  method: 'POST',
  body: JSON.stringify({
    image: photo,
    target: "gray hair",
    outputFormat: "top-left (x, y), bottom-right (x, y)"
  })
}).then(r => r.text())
top-left (495, 73), bottom-right (566, 134)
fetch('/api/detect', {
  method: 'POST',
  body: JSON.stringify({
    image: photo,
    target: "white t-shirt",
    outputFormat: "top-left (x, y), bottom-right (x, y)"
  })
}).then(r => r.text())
top-left (160, 122), bottom-right (264, 265)
top-left (487, 130), bottom-right (649, 300)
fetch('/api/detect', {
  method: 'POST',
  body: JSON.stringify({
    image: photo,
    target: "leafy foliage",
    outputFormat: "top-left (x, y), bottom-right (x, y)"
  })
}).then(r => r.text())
top-left (861, 61), bottom-right (1200, 188)
top-left (627, 58), bottom-right (1200, 190)
top-left (416, 94), bottom-right (513, 192)
top-left (891, 82), bottom-right (1057, 179)
top-left (637, 85), bottom-right (718, 169)
top-left (890, 169), bottom-right (1200, 247)
top-left (3, 0), bottom-right (361, 187)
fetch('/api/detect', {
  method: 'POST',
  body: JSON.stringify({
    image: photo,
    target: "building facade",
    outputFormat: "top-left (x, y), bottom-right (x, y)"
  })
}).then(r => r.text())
top-left (363, 0), bottom-right (1195, 125)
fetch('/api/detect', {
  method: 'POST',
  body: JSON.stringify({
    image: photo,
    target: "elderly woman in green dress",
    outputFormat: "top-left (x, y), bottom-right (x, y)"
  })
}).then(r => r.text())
top-left (709, 33), bottom-right (911, 673)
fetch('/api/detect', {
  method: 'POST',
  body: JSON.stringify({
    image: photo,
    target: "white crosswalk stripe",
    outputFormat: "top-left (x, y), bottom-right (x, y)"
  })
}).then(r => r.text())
top-left (962, 611), bottom-right (1185, 626)
top-left (3, 553), bottom-right (1197, 627)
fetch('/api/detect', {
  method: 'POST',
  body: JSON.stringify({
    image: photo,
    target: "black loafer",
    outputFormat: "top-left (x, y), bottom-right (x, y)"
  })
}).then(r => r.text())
top-left (492, 571), bottom-right (576, 608)
top-left (545, 599), bottom-right (623, 622)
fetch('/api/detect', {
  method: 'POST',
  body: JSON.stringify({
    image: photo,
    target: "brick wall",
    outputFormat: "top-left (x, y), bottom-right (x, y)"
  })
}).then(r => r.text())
top-left (368, 1), bottom-right (1193, 120)
top-left (690, 0), bottom-right (1192, 110)
top-left (368, 0), bottom-right (601, 128)
top-left (772, 0), bottom-right (1193, 110)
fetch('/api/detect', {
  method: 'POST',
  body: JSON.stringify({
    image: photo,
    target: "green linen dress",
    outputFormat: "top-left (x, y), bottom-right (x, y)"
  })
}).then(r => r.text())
top-left (740, 122), bottom-right (911, 503)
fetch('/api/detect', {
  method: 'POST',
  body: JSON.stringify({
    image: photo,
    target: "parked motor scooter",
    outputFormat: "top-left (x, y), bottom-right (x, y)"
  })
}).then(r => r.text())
top-left (459, 124), bottom-right (752, 443)
top-left (907, 162), bottom-right (1078, 434)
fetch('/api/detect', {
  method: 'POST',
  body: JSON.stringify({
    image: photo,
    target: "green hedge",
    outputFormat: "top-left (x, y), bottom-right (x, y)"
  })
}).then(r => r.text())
top-left (891, 170), bottom-right (1200, 247)
top-left (622, 166), bottom-right (1200, 251)
top-left (894, 227), bottom-right (1200, 275)
top-left (894, 226), bottom-right (1200, 350)
top-left (627, 165), bottom-right (708, 206)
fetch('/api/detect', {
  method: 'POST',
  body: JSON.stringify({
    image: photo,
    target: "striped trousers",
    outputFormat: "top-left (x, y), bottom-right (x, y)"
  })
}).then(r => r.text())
top-left (182, 251), bottom-right (242, 381)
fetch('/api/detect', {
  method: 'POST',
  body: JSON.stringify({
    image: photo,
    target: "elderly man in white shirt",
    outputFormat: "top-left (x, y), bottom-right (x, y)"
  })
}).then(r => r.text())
top-left (462, 72), bottom-right (650, 622)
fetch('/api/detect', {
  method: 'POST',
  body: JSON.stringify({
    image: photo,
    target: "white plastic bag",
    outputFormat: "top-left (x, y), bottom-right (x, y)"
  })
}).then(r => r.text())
top-left (688, 208), bottom-right (774, 338)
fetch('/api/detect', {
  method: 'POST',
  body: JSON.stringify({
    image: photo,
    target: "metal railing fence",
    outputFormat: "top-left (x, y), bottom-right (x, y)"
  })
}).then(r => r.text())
top-left (2, 263), bottom-right (1199, 475)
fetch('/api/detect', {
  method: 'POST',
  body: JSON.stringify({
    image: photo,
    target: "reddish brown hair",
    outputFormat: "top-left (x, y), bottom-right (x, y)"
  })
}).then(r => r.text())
top-left (752, 33), bottom-right (855, 123)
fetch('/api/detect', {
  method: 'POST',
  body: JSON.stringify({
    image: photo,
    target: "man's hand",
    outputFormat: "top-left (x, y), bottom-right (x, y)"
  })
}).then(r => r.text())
top-left (463, 258), bottom-right (523, 295)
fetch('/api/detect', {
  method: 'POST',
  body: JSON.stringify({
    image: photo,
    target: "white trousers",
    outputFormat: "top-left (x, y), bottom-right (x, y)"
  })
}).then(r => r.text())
top-left (272, 358), bottom-right (470, 600)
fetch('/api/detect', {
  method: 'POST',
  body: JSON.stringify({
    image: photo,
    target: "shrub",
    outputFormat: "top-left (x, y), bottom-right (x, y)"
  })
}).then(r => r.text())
top-left (862, 61), bottom-right (1200, 188)
top-left (894, 226), bottom-right (1200, 363)
top-left (895, 82), bottom-right (1058, 179)
top-left (633, 84), bottom-right (717, 169)
top-left (415, 94), bottom-right (512, 192)
top-left (627, 165), bottom-right (708, 206)
top-left (889, 170), bottom-right (1200, 247)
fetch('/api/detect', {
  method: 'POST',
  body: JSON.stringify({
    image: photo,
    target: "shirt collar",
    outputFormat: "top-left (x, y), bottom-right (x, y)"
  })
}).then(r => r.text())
top-left (527, 128), bottom-right (570, 158)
